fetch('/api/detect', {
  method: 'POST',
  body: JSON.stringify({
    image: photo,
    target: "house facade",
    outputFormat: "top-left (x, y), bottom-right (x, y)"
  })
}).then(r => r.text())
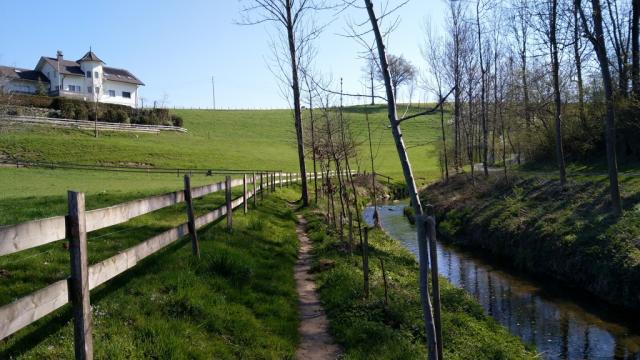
top-left (0, 50), bottom-right (144, 107)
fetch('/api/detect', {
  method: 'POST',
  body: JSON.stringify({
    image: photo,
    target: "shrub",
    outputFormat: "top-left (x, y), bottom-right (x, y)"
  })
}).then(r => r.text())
top-left (75, 105), bottom-right (89, 120)
top-left (170, 114), bottom-right (184, 127)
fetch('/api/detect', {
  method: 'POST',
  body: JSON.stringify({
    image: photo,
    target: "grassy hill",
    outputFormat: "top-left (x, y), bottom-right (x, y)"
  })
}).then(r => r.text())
top-left (0, 105), bottom-right (442, 204)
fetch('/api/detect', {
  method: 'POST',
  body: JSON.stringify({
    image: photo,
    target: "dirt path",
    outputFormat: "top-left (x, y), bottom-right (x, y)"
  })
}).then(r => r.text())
top-left (294, 215), bottom-right (341, 360)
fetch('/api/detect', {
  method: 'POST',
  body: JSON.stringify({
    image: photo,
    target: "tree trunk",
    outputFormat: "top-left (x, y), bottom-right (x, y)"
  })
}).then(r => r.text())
top-left (573, 1), bottom-right (587, 127)
top-left (579, 0), bottom-right (622, 215)
top-left (285, 0), bottom-right (309, 206)
top-left (476, 0), bottom-right (489, 177)
top-left (440, 94), bottom-right (449, 182)
top-left (633, 0), bottom-right (640, 96)
top-left (551, 0), bottom-right (567, 185)
top-left (363, 1), bottom-right (439, 358)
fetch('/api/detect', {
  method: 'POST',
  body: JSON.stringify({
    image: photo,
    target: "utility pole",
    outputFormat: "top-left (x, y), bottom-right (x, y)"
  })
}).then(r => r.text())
top-left (211, 76), bottom-right (216, 110)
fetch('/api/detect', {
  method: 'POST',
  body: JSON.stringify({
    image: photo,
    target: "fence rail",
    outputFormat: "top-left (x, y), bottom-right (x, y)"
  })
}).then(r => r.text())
top-left (0, 115), bottom-right (187, 133)
top-left (0, 170), bottom-right (351, 359)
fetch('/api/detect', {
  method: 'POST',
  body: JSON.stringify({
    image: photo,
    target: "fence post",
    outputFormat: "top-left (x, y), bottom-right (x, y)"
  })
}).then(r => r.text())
top-left (279, 172), bottom-right (283, 189)
top-left (260, 173), bottom-right (264, 201)
top-left (253, 172), bottom-right (257, 207)
top-left (380, 258), bottom-right (389, 306)
top-left (226, 176), bottom-right (232, 231)
top-left (67, 191), bottom-right (94, 360)
top-left (184, 175), bottom-right (200, 258)
top-left (425, 205), bottom-right (443, 360)
top-left (243, 174), bottom-right (248, 214)
top-left (362, 226), bottom-right (370, 299)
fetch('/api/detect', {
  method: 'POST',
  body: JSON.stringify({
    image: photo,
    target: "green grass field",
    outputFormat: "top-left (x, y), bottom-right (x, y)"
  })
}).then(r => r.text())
top-left (0, 105), bottom-right (442, 201)
top-left (0, 188), bottom-right (301, 359)
top-left (303, 210), bottom-right (537, 359)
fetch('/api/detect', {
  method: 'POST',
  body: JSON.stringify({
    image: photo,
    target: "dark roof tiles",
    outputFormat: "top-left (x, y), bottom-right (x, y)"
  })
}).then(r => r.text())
top-left (77, 51), bottom-right (104, 63)
top-left (0, 66), bottom-right (50, 83)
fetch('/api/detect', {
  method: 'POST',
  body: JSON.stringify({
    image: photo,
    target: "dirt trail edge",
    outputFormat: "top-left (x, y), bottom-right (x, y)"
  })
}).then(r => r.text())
top-left (294, 215), bottom-right (341, 360)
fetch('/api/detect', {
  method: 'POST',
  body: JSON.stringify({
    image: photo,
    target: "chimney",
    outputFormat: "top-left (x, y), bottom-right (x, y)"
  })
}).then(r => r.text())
top-left (56, 50), bottom-right (63, 63)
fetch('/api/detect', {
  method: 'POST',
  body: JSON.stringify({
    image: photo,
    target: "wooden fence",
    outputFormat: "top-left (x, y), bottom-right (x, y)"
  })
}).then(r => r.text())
top-left (0, 115), bottom-right (187, 133)
top-left (0, 170), bottom-right (327, 359)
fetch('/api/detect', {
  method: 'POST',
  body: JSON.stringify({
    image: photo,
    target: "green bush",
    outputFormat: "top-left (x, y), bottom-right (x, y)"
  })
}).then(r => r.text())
top-left (171, 114), bottom-right (184, 127)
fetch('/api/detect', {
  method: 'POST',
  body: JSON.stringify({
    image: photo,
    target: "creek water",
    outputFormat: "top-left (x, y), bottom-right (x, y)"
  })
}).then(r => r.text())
top-left (363, 203), bottom-right (640, 360)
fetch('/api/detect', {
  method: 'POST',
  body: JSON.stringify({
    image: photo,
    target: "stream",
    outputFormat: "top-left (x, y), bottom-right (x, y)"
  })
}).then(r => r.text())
top-left (363, 203), bottom-right (640, 360)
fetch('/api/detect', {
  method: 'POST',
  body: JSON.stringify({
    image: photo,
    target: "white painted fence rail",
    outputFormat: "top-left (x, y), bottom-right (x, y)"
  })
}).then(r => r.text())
top-left (0, 115), bottom-right (187, 133)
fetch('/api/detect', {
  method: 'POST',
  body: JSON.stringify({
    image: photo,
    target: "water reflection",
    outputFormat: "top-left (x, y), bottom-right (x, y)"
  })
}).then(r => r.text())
top-left (364, 204), bottom-right (640, 360)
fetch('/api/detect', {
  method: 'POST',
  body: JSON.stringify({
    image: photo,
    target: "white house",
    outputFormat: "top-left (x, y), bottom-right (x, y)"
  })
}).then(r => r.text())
top-left (0, 50), bottom-right (144, 107)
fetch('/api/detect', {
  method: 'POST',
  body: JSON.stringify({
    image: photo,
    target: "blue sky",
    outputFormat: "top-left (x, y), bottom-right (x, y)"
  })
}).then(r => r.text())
top-left (0, 1), bottom-right (445, 109)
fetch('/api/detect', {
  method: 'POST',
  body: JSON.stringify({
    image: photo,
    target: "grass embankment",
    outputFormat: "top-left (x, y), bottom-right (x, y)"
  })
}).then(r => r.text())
top-left (303, 211), bottom-right (538, 359)
top-left (0, 188), bottom-right (301, 359)
top-left (422, 174), bottom-right (640, 310)
top-left (0, 105), bottom-right (443, 181)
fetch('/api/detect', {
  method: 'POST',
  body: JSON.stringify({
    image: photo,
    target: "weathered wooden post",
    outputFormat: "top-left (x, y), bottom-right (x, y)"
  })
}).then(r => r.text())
top-left (260, 173), bottom-right (264, 201)
top-left (425, 205), bottom-right (443, 359)
top-left (183, 175), bottom-right (200, 258)
top-left (279, 172), bottom-right (283, 188)
top-left (226, 176), bottom-right (232, 231)
top-left (243, 174), bottom-right (248, 214)
top-left (380, 258), bottom-right (389, 306)
top-left (252, 172), bottom-right (257, 207)
top-left (363, 227), bottom-right (370, 299)
top-left (272, 172), bottom-right (276, 191)
top-left (66, 191), bottom-right (94, 360)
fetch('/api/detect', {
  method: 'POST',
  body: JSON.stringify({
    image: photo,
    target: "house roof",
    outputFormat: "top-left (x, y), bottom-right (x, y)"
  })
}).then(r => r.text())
top-left (0, 66), bottom-right (49, 83)
top-left (77, 51), bottom-right (104, 63)
top-left (40, 57), bottom-right (85, 76)
top-left (103, 66), bottom-right (145, 85)
top-left (36, 54), bottom-right (144, 85)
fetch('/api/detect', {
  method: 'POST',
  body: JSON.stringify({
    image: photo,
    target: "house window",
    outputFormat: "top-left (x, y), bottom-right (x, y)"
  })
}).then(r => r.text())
top-left (108, 90), bottom-right (116, 97)
top-left (95, 87), bottom-right (100, 95)
top-left (94, 71), bottom-right (99, 78)
top-left (122, 91), bottom-right (131, 99)
top-left (87, 87), bottom-right (92, 94)
top-left (86, 71), bottom-right (91, 78)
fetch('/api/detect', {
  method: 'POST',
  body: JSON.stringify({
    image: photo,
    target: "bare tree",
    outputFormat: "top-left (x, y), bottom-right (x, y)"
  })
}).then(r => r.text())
top-left (362, 54), bottom-right (379, 105)
top-left (577, 0), bottom-right (623, 215)
top-left (362, 1), bottom-right (441, 358)
top-left (240, 0), bottom-right (331, 206)
top-left (423, 19), bottom-right (450, 181)
top-left (376, 54), bottom-right (417, 99)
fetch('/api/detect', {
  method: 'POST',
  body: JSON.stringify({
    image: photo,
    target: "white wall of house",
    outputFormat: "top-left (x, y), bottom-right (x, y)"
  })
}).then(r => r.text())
top-left (62, 75), bottom-right (85, 94)
top-left (3, 80), bottom-right (40, 94)
top-left (39, 63), bottom-right (59, 92)
top-left (80, 61), bottom-right (103, 101)
top-left (101, 80), bottom-right (138, 107)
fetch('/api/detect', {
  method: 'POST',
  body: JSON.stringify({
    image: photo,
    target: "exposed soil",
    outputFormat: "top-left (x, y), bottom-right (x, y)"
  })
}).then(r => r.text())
top-left (294, 215), bottom-right (341, 360)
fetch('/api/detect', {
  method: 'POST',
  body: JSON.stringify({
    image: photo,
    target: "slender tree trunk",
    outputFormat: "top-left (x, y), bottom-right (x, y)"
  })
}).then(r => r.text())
top-left (363, 1), bottom-right (439, 358)
top-left (573, 1), bottom-right (587, 127)
top-left (366, 112), bottom-right (381, 227)
top-left (579, 0), bottom-right (622, 215)
top-left (633, 0), bottom-right (640, 96)
top-left (476, 1), bottom-right (489, 177)
top-left (439, 94), bottom-right (449, 182)
top-left (285, 1), bottom-right (309, 206)
top-left (551, 0), bottom-right (567, 185)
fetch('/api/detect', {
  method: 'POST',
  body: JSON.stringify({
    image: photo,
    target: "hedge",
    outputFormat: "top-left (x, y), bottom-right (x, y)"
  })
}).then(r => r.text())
top-left (3, 94), bottom-right (183, 127)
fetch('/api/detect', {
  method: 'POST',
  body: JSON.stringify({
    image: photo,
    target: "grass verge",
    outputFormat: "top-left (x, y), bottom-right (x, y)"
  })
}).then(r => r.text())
top-left (302, 209), bottom-right (538, 359)
top-left (422, 174), bottom-right (640, 310)
top-left (0, 188), bottom-right (301, 359)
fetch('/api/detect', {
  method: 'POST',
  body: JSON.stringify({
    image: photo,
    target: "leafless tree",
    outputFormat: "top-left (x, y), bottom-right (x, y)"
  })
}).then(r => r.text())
top-left (240, 0), bottom-right (333, 206)
top-left (376, 54), bottom-right (417, 99)
top-left (577, 0), bottom-right (623, 215)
